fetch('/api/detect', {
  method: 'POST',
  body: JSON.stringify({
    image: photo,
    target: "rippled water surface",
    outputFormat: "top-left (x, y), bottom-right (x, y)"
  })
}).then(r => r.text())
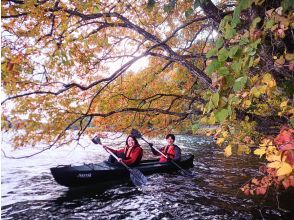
top-left (1, 133), bottom-right (294, 219)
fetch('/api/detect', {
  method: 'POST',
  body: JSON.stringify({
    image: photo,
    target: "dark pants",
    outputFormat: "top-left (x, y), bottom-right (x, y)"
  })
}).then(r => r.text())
top-left (108, 152), bottom-right (126, 164)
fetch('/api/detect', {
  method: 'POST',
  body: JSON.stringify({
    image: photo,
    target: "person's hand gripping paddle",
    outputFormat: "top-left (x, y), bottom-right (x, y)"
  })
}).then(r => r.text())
top-left (92, 136), bottom-right (148, 187)
top-left (131, 129), bottom-right (194, 177)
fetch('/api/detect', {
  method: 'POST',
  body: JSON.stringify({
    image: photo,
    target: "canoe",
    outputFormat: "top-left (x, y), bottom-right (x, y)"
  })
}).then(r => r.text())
top-left (50, 154), bottom-right (194, 187)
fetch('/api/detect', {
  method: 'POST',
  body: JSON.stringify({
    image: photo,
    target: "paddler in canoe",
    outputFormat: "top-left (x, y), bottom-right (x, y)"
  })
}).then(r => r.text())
top-left (101, 135), bottom-right (143, 166)
top-left (149, 134), bottom-right (182, 162)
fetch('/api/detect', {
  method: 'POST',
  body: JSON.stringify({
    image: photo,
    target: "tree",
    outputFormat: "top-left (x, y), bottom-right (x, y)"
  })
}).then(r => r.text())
top-left (1, 0), bottom-right (293, 194)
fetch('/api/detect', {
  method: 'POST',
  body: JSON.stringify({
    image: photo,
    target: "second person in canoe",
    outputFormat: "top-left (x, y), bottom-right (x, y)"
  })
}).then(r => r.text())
top-left (150, 134), bottom-right (181, 162)
top-left (103, 135), bottom-right (143, 166)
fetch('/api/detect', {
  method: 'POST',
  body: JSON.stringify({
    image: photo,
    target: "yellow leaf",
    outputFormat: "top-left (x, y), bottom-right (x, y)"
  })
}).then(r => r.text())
top-left (224, 145), bottom-right (232, 157)
top-left (251, 75), bottom-right (259, 84)
top-left (260, 139), bottom-right (272, 147)
top-left (288, 108), bottom-right (294, 115)
top-left (262, 73), bottom-right (273, 83)
top-left (268, 79), bottom-right (276, 88)
top-left (280, 100), bottom-right (288, 108)
top-left (268, 161), bottom-right (281, 169)
top-left (259, 85), bottom-right (267, 94)
top-left (267, 145), bottom-right (277, 152)
top-left (216, 138), bottom-right (225, 145)
top-left (222, 131), bottom-right (229, 138)
top-left (285, 53), bottom-right (294, 61)
top-left (243, 100), bottom-right (251, 108)
top-left (277, 162), bottom-right (293, 176)
top-left (208, 113), bottom-right (216, 124)
top-left (237, 145), bottom-right (251, 155)
top-left (253, 56), bottom-right (260, 67)
top-left (200, 117), bottom-right (208, 124)
top-left (261, 73), bottom-right (276, 87)
top-left (266, 154), bottom-right (281, 162)
top-left (254, 147), bottom-right (266, 158)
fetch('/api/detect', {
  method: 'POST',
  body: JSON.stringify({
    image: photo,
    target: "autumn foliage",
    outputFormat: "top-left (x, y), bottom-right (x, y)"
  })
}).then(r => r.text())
top-left (241, 127), bottom-right (294, 196)
top-left (1, 0), bottom-right (293, 194)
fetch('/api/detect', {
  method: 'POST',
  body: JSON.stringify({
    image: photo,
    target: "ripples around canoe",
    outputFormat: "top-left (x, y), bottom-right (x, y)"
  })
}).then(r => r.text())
top-left (1, 134), bottom-right (294, 219)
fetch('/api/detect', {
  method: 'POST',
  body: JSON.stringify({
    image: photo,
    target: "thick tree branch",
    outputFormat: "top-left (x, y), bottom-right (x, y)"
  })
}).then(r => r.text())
top-left (88, 107), bottom-right (190, 118)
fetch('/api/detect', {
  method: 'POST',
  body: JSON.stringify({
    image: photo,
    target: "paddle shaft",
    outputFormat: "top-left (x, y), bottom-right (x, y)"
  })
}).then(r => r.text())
top-left (103, 146), bottom-right (131, 171)
top-left (92, 136), bottom-right (147, 187)
top-left (139, 136), bottom-right (189, 173)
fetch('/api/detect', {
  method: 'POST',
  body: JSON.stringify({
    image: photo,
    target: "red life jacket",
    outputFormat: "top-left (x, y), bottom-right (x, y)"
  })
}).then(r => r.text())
top-left (122, 145), bottom-right (143, 165)
top-left (159, 145), bottom-right (175, 162)
top-left (124, 145), bottom-right (136, 159)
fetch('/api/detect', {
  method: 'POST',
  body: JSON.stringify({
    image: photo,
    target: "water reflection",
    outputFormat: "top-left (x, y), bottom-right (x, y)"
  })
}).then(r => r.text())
top-left (1, 134), bottom-right (294, 219)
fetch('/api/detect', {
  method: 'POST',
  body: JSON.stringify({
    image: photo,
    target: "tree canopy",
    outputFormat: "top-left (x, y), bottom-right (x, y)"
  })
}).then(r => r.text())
top-left (1, 0), bottom-right (294, 195)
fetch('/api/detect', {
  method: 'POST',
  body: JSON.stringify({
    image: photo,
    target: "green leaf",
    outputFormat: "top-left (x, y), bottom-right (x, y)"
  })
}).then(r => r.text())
top-left (228, 46), bottom-right (239, 58)
top-left (232, 6), bottom-right (241, 28)
top-left (290, 119), bottom-right (294, 128)
top-left (231, 61), bottom-right (241, 74)
top-left (251, 17), bottom-right (261, 28)
top-left (93, 6), bottom-right (100, 13)
top-left (281, 0), bottom-right (294, 12)
top-left (265, 19), bottom-right (275, 30)
top-left (248, 56), bottom-right (254, 67)
top-left (248, 49), bottom-right (256, 56)
top-left (239, 0), bottom-right (252, 10)
top-left (206, 60), bottom-right (220, 75)
top-left (239, 36), bottom-right (249, 45)
top-left (205, 100), bottom-right (213, 113)
top-left (185, 8), bottom-right (194, 18)
top-left (233, 76), bottom-right (248, 92)
top-left (228, 94), bottom-right (239, 105)
top-left (219, 66), bottom-right (229, 76)
top-left (282, 80), bottom-right (294, 97)
top-left (215, 109), bottom-right (229, 122)
top-left (225, 75), bottom-right (235, 87)
top-left (164, 5), bottom-right (173, 12)
top-left (224, 27), bottom-right (236, 39)
top-left (164, 0), bottom-right (176, 13)
top-left (218, 48), bottom-right (229, 62)
top-left (227, 105), bottom-right (232, 115)
top-left (206, 48), bottom-right (218, 58)
top-left (215, 38), bottom-right (224, 50)
top-left (250, 38), bottom-right (261, 50)
top-left (192, 123), bottom-right (200, 132)
top-left (212, 92), bottom-right (220, 107)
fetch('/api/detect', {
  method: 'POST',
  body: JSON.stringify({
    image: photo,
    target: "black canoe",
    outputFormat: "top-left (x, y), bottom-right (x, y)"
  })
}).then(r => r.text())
top-left (50, 154), bottom-right (194, 187)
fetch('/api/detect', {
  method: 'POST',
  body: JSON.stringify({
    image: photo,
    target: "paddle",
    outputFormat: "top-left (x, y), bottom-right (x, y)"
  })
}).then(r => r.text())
top-left (131, 129), bottom-right (194, 177)
top-left (91, 136), bottom-right (148, 187)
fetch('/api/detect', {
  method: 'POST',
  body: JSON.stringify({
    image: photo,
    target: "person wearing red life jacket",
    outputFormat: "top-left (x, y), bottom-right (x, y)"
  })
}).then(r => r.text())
top-left (150, 134), bottom-right (181, 163)
top-left (102, 135), bottom-right (143, 166)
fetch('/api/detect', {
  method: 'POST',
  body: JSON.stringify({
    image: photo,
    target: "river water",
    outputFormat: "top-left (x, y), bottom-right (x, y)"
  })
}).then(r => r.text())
top-left (1, 133), bottom-right (294, 219)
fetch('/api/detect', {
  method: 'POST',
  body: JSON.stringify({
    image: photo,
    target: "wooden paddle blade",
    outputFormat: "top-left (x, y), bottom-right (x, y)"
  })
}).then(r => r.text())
top-left (129, 168), bottom-right (148, 187)
top-left (131, 129), bottom-right (142, 139)
top-left (92, 136), bottom-right (102, 145)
